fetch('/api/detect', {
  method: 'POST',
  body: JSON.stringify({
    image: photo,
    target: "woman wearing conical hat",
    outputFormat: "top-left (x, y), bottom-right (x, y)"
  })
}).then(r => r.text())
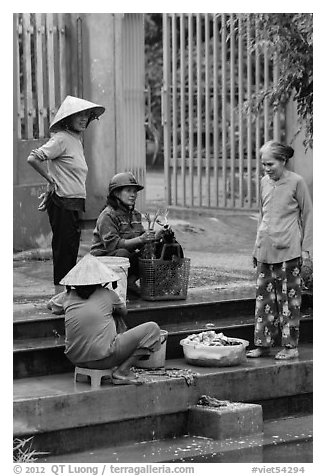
top-left (60, 254), bottom-right (161, 385)
top-left (27, 96), bottom-right (105, 295)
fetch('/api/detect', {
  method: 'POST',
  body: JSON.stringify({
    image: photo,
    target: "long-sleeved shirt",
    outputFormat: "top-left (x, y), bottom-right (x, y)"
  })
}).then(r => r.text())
top-left (91, 203), bottom-right (145, 255)
top-left (253, 169), bottom-right (313, 264)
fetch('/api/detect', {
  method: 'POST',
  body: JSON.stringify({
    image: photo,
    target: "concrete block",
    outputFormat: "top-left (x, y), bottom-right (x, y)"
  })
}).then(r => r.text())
top-left (188, 402), bottom-right (263, 440)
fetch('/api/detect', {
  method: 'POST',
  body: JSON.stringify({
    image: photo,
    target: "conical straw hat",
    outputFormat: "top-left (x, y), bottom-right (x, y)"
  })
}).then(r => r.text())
top-left (49, 95), bottom-right (105, 133)
top-left (60, 254), bottom-right (120, 286)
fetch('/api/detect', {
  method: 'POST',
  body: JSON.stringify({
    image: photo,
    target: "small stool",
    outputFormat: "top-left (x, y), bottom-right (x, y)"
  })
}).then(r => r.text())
top-left (74, 366), bottom-right (113, 388)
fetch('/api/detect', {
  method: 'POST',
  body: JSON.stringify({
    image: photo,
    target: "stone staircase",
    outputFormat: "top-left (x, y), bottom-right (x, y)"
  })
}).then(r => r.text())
top-left (13, 287), bottom-right (313, 462)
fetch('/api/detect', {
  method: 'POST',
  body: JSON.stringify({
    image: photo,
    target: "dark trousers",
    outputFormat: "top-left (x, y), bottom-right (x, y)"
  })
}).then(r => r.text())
top-left (47, 200), bottom-right (81, 285)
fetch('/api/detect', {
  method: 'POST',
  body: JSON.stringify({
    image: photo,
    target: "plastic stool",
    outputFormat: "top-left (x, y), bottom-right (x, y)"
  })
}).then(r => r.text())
top-left (74, 366), bottom-right (113, 388)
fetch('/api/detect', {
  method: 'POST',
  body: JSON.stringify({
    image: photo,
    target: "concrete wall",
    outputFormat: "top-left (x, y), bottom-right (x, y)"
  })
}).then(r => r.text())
top-left (13, 13), bottom-right (146, 250)
top-left (77, 13), bottom-right (118, 220)
top-left (286, 100), bottom-right (313, 198)
top-left (78, 13), bottom-right (146, 220)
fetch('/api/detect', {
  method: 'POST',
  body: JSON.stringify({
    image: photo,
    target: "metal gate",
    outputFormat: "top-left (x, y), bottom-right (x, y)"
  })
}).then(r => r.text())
top-left (162, 13), bottom-right (286, 210)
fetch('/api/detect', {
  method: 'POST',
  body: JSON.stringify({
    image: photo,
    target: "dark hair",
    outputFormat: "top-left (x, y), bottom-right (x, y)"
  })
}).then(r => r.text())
top-left (105, 194), bottom-right (120, 210)
top-left (260, 141), bottom-right (294, 163)
top-left (104, 190), bottom-right (134, 212)
top-left (58, 110), bottom-right (94, 132)
top-left (67, 284), bottom-right (100, 300)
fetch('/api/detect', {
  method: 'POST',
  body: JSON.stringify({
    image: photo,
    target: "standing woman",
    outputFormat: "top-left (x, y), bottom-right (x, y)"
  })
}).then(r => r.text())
top-left (27, 96), bottom-right (105, 295)
top-left (247, 141), bottom-right (313, 360)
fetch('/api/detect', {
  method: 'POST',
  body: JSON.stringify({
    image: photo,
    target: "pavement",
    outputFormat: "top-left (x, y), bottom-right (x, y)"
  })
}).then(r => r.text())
top-left (13, 169), bottom-right (258, 300)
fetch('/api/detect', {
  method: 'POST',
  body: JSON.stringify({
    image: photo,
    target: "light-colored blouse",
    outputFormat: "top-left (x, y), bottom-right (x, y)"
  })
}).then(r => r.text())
top-left (31, 130), bottom-right (88, 199)
top-left (253, 169), bottom-right (313, 264)
top-left (64, 287), bottom-right (124, 364)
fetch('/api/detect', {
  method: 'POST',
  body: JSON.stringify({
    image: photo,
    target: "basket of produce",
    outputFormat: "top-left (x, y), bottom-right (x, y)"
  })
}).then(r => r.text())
top-left (180, 331), bottom-right (249, 367)
top-left (139, 210), bottom-right (190, 301)
top-left (139, 253), bottom-right (190, 301)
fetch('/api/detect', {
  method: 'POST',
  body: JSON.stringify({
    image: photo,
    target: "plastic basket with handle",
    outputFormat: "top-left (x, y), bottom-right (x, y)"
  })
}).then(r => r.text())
top-left (139, 244), bottom-right (191, 301)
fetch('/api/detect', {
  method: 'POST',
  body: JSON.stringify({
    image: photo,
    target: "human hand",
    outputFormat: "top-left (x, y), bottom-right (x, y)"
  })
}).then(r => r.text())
top-left (47, 178), bottom-right (56, 193)
top-left (301, 255), bottom-right (313, 291)
top-left (301, 251), bottom-right (311, 262)
top-left (140, 231), bottom-right (156, 244)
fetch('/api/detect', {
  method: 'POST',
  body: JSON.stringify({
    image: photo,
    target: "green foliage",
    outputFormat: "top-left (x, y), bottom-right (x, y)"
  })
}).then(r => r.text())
top-left (244, 13), bottom-right (313, 149)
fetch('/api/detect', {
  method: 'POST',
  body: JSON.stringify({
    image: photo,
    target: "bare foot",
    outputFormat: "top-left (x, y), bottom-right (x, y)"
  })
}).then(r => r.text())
top-left (111, 370), bottom-right (142, 385)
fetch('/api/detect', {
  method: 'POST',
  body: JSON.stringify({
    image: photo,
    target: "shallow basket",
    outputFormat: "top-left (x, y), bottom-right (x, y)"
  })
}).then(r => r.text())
top-left (139, 257), bottom-right (191, 301)
top-left (180, 337), bottom-right (249, 367)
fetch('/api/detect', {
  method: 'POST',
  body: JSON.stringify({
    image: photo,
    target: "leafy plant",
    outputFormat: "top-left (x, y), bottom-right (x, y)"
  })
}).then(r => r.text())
top-left (13, 437), bottom-right (48, 462)
top-left (242, 13), bottom-right (313, 149)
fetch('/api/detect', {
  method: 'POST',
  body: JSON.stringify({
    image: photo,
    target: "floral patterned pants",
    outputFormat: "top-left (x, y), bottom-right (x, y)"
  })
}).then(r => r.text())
top-left (254, 258), bottom-right (302, 349)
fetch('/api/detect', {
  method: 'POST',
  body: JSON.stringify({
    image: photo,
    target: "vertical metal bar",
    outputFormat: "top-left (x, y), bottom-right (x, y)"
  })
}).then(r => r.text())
top-left (122, 14), bottom-right (129, 172)
top-left (205, 13), bottom-right (210, 207)
top-left (46, 13), bottom-right (56, 125)
top-left (76, 16), bottom-right (83, 98)
top-left (213, 14), bottom-right (219, 207)
top-left (180, 14), bottom-right (186, 206)
top-left (230, 13), bottom-right (235, 207)
top-left (238, 14), bottom-right (244, 208)
top-left (246, 15), bottom-right (252, 207)
top-left (264, 43), bottom-right (269, 142)
top-left (171, 14), bottom-right (178, 205)
top-left (35, 13), bottom-right (45, 138)
top-left (221, 13), bottom-right (227, 207)
top-left (22, 13), bottom-right (33, 139)
top-left (15, 14), bottom-right (21, 140)
top-left (13, 14), bottom-right (19, 184)
top-left (58, 13), bottom-right (67, 102)
top-left (188, 14), bottom-right (194, 207)
top-left (162, 14), bottom-right (171, 205)
top-left (255, 17), bottom-right (261, 208)
top-left (273, 54), bottom-right (280, 141)
top-left (196, 13), bottom-right (202, 207)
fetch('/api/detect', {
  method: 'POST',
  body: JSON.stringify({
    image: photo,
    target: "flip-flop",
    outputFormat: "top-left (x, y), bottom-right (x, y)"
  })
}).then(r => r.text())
top-left (275, 348), bottom-right (299, 360)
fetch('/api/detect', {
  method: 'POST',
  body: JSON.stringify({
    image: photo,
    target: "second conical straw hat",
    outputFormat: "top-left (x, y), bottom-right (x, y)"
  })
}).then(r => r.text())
top-left (49, 95), bottom-right (105, 133)
top-left (60, 254), bottom-right (120, 286)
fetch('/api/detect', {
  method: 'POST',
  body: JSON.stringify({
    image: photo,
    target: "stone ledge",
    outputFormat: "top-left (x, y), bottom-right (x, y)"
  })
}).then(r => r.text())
top-left (14, 350), bottom-right (313, 437)
top-left (188, 402), bottom-right (263, 440)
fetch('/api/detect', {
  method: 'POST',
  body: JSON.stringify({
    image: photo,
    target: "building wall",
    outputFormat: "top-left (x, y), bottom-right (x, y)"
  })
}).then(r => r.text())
top-left (13, 13), bottom-right (147, 250)
top-left (286, 100), bottom-right (313, 198)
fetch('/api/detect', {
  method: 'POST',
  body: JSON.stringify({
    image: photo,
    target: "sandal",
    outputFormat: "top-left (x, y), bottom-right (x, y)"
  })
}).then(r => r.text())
top-left (246, 347), bottom-right (271, 358)
top-left (275, 348), bottom-right (299, 360)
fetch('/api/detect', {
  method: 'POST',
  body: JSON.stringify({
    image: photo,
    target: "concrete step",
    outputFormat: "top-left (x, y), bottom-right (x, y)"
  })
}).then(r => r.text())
top-left (13, 286), bottom-right (259, 339)
top-left (13, 313), bottom-right (313, 379)
top-left (38, 414), bottom-right (313, 463)
top-left (13, 345), bottom-right (312, 457)
top-left (13, 287), bottom-right (313, 379)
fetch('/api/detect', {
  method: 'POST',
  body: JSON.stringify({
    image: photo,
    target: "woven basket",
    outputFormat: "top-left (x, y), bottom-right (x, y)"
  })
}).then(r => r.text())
top-left (139, 245), bottom-right (190, 301)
